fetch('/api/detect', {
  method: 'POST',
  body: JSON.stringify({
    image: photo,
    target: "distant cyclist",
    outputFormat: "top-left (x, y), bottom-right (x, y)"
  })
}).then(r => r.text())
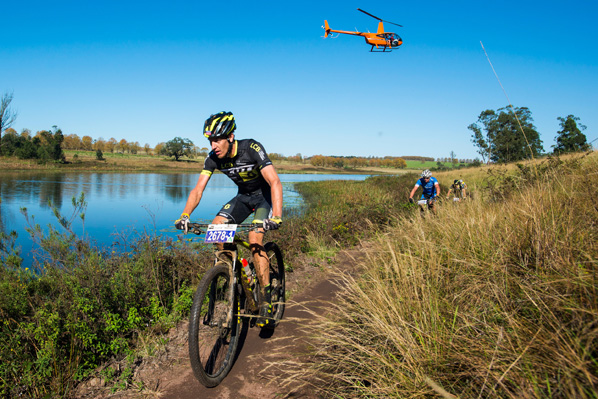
top-left (175, 111), bottom-right (283, 327)
top-left (446, 179), bottom-right (468, 201)
top-left (408, 169), bottom-right (440, 214)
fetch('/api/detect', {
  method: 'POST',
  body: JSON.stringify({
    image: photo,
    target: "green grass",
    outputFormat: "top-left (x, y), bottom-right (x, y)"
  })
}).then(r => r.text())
top-left (404, 159), bottom-right (467, 170)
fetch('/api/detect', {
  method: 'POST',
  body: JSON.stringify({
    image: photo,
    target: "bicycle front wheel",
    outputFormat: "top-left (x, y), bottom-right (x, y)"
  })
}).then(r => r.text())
top-left (265, 242), bottom-right (285, 327)
top-left (188, 263), bottom-right (240, 387)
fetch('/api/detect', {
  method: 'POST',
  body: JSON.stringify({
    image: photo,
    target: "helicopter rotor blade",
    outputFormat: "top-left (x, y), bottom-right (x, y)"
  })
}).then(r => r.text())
top-left (357, 8), bottom-right (403, 28)
top-left (357, 8), bottom-right (381, 21)
top-left (385, 21), bottom-right (403, 28)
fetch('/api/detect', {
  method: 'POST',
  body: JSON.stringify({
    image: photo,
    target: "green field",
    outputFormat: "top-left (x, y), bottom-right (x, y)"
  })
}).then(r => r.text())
top-left (404, 159), bottom-right (466, 170)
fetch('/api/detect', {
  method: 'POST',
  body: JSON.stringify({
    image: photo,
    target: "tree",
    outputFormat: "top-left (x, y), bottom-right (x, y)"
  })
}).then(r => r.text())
top-left (37, 127), bottom-right (65, 162)
top-left (553, 114), bottom-right (590, 154)
top-left (118, 138), bottom-right (129, 153)
top-left (450, 151), bottom-right (458, 166)
top-left (0, 92), bottom-right (18, 145)
top-left (129, 141), bottom-right (140, 154)
top-left (161, 137), bottom-right (194, 161)
top-left (94, 137), bottom-right (106, 152)
top-left (81, 136), bottom-right (93, 151)
top-left (63, 134), bottom-right (82, 150)
top-left (469, 106), bottom-right (543, 163)
top-left (106, 138), bottom-right (117, 153)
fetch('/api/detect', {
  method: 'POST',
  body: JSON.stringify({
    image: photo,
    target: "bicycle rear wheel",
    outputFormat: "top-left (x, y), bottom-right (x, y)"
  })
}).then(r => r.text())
top-left (188, 263), bottom-right (240, 387)
top-left (265, 242), bottom-right (285, 327)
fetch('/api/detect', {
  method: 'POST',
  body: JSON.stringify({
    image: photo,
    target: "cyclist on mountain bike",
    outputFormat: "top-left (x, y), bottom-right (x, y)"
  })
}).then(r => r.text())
top-left (408, 169), bottom-right (440, 213)
top-left (175, 111), bottom-right (283, 327)
top-left (446, 179), bottom-right (468, 201)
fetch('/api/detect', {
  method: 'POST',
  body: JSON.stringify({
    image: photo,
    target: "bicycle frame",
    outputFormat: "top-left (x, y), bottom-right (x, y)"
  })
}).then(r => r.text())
top-left (189, 223), bottom-right (261, 315)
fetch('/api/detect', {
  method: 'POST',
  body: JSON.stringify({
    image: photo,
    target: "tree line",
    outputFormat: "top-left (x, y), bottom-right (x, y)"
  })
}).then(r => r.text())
top-left (1, 92), bottom-right (592, 166)
top-left (0, 126), bottom-right (66, 162)
top-left (469, 106), bottom-right (591, 163)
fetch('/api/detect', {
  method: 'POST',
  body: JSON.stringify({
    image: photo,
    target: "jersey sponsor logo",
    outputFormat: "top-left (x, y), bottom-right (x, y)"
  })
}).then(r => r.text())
top-left (239, 170), bottom-right (259, 181)
top-left (222, 164), bottom-right (260, 182)
top-left (250, 142), bottom-right (266, 161)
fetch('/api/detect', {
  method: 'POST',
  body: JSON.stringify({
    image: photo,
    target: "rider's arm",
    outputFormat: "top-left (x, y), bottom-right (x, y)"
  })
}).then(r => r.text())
top-left (182, 173), bottom-right (211, 216)
top-left (435, 182), bottom-right (440, 197)
top-left (409, 184), bottom-right (419, 200)
top-left (261, 165), bottom-right (283, 217)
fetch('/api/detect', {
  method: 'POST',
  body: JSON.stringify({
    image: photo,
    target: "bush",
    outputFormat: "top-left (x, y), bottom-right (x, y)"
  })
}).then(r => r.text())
top-left (0, 195), bottom-right (212, 397)
top-left (96, 149), bottom-right (105, 161)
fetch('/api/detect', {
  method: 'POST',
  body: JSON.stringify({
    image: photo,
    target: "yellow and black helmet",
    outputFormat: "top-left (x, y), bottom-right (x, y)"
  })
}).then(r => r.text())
top-left (203, 111), bottom-right (236, 139)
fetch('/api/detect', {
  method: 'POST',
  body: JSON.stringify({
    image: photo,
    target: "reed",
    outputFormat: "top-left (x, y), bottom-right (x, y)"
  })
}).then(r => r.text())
top-left (278, 152), bottom-right (598, 398)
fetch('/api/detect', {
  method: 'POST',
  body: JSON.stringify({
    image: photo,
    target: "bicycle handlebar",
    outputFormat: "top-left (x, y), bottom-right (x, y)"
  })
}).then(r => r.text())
top-left (184, 222), bottom-right (261, 236)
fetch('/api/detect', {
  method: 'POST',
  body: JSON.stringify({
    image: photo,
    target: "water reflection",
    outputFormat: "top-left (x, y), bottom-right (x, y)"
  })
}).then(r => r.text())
top-left (0, 172), bottom-right (369, 265)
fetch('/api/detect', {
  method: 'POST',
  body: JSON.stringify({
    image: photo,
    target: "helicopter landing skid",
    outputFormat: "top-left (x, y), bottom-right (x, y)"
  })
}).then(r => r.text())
top-left (370, 46), bottom-right (394, 52)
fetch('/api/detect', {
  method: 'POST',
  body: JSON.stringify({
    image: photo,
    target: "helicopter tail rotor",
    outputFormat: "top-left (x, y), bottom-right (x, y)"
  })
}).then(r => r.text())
top-left (323, 20), bottom-right (330, 38)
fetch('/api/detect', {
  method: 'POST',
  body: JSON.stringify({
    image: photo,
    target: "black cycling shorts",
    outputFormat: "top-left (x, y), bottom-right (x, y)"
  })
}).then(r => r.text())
top-left (216, 190), bottom-right (272, 224)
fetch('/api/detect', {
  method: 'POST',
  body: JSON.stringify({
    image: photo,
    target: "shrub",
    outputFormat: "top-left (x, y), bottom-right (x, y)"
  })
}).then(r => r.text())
top-left (0, 195), bottom-right (212, 397)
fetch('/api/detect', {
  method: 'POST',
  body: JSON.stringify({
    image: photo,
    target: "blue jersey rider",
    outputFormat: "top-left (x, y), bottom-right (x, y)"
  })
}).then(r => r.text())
top-left (408, 169), bottom-right (440, 213)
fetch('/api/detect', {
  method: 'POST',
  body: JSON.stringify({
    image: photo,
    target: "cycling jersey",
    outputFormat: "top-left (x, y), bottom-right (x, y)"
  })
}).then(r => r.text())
top-left (449, 180), bottom-right (467, 198)
top-left (415, 176), bottom-right (439, 199)
top-left (452, 180), bottom-right (467, 190)
top-left (201, 139), bottom-right (274, 223)
top-left (201, 139), bottom-right (273, 195)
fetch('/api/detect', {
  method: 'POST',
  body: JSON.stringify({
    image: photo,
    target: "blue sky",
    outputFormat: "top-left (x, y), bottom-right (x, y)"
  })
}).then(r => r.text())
top-left (2, 0), bottom-right (597, 160)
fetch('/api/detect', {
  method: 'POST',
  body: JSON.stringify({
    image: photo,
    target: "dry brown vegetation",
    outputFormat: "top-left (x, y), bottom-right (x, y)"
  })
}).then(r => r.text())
top-left (276, 152), bottom-right (598, 398)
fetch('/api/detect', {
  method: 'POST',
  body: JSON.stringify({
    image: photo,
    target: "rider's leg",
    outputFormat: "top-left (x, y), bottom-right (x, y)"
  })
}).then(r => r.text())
top-left (249, 230), bottom-right (270, 287)
top-left (248, 195), bottom-right (274, 325)
top-left (249, 228), bottom-right (273, 326)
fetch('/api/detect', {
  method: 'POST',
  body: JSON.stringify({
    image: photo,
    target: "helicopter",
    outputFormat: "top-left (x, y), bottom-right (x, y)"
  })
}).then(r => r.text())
top-left (323, 8), bottom-right (403, 52)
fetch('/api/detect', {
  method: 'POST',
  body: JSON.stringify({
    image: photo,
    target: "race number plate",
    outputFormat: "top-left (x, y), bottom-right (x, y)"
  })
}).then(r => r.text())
top-left (204, 224), bottom-right (237, 243)
top-left (417, 200), bottom-right (428, 206)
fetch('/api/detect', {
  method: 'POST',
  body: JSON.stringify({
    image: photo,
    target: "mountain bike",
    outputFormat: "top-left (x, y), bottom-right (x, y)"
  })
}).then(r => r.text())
top-left (183, 222), bottom-right (285, 387)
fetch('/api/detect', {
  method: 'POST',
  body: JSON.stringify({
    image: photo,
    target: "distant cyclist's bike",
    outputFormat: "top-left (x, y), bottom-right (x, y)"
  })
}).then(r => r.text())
top-left (184, 223), bottom-right (285, 387)
top-left (417, 197), bottom-right (437, 210)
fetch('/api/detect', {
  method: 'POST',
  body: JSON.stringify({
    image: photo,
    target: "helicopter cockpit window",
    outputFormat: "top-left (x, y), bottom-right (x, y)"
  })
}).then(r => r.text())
top-left (379, 33), bottom-right (396, 40)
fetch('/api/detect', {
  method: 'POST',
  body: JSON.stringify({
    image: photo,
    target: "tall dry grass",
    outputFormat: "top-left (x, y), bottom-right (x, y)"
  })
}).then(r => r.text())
top-left (279, 153), bottom-right (598, 398)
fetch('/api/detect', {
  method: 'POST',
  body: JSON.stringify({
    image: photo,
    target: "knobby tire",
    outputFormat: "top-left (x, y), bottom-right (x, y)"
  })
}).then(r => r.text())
top-left (188, 263), bottom-right (240, 387)
top-left (265, 242), bottom-right (285, 328)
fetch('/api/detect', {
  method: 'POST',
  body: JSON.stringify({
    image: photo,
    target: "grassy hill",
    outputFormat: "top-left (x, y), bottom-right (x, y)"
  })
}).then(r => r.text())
top-left (278, 151), bottom-right (598, 398)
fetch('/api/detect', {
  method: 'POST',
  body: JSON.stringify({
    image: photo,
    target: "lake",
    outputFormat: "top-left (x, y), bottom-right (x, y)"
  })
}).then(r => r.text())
top-left (0, 172), bottom-right (369, 265)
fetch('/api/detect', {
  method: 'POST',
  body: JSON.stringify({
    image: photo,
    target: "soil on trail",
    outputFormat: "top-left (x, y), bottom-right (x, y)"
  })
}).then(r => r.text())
top-left (75, 248), bottom-right (365, 399)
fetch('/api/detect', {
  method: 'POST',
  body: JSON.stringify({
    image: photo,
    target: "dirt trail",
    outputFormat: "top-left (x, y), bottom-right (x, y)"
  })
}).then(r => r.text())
top-left (161, 274), bottom-right (340, 399)
top-left (78, 248), bottom-right (364, 399)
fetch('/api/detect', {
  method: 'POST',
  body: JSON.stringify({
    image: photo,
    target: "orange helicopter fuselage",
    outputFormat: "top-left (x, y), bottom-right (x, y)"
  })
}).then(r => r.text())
top-left (324, 20), bottom-right (402, 50)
